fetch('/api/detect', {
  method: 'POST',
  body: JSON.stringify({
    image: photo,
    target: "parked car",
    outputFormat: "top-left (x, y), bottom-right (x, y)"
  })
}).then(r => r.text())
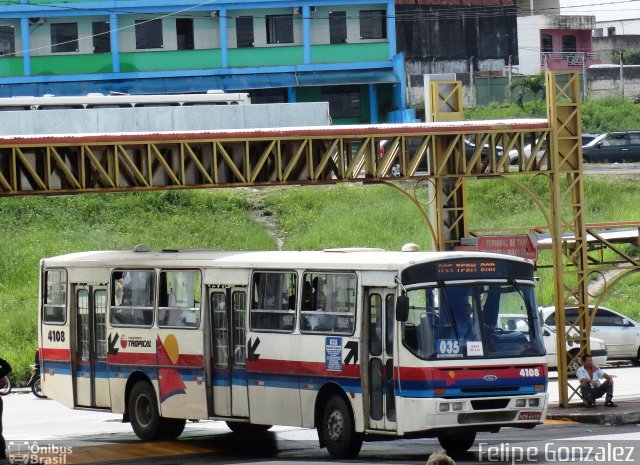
top-left (384, 136), bottom-right (503, 176)
top-left (498, 314), bottom-right (607, 370)
top-left (581, 133), bottom-right (599, 147)
top-left (508, 141), bottom-right (546, 166)
top-left (464, 136), bottom-right (503, 164)
top-left (541, 305), bottom-right (640, 362)
top-left (582, 131), bottom-right (640, 163)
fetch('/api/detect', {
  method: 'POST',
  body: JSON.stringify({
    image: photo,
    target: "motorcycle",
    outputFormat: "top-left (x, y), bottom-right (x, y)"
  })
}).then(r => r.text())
top-left (28, 363), bottom-right (46, 398)
top-left (0, 375), bottom-right (11, 395)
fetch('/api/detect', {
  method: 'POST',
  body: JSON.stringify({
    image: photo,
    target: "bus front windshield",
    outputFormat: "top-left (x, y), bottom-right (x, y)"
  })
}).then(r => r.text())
top-left (402, 282), bottom-right (545, 360)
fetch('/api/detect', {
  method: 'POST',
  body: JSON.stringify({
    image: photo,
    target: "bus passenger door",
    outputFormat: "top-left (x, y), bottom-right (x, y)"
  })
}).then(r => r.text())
top-left (75, 285), bottom-right (111, 408)
top-left (209, 286), bottom-right (249, 418)
top-left (364, 288), bottom-right (397, 431)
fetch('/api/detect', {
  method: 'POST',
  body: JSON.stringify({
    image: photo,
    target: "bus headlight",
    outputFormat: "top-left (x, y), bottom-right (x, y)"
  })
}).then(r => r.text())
top-left (529, 398), bottom-right (540, 407)
top-left (451, 402), bottom-right (463, 411)
top-left (439, 403), bottom-right (450, 412)
top-left (516, 399), bottom-right (526, 407)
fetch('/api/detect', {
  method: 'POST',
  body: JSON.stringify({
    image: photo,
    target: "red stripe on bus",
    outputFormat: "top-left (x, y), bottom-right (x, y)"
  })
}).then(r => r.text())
top-left (41, 348), bottom-right (71, 361)
top-left (398, 364), bottom-right (547, 381)
top-left (247, 358), bottom-right (360, 378)
top-left (106, 352), bottom-right (204, 367)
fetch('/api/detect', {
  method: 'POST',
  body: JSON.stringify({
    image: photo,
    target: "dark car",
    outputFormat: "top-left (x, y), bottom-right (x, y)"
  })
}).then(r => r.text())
top-left (582, 131), bottom-right (640, 163)
top-left (581, 133), bottom-right (599, 146)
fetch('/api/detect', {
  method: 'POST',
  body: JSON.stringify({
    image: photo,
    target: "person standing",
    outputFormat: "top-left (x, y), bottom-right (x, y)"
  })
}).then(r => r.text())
top-left (0, 357), bottom-right (12, 461)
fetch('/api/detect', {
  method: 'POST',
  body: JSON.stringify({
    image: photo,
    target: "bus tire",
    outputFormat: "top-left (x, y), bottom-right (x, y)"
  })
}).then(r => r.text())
top-left (226, 421), bottom-right (272, 434)
top-left (128, 381), bottom-right (161, 440)
top-left (322, 395), bottom-right (363, 459)
top-left (0, 375), bottom-right (12, 395)
top-left (437, 431), bottom-right (476, 455)
top-left (159, 418), bottom-right (186, 439)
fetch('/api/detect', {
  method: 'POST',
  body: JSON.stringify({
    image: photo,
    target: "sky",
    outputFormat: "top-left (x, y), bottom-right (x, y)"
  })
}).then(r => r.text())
top-left (560, 0), bottom-right (640, 22)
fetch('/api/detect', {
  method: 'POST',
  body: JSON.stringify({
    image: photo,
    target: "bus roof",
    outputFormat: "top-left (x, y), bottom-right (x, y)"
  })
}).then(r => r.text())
top-left (40, 248), bottom-right (529, 271)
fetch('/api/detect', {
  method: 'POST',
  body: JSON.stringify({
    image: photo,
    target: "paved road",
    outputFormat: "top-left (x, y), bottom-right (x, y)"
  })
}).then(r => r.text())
top-left (3, 365), bottom-right (640, 464)
top-left (583, 163), bottom-right (640, 175)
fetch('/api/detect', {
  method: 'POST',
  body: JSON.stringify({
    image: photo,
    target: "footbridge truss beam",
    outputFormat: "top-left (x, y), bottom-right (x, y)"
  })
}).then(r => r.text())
top-left (0, 122), bottom-right (549, 197)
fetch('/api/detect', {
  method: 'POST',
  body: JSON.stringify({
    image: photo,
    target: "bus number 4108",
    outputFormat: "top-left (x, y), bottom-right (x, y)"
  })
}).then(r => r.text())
top-left (47, 330), bottom-right (65, 342)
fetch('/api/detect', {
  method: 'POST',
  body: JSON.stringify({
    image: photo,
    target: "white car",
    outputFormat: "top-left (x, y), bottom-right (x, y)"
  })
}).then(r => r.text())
top-left (542, 305), bottom-right (640, 362)
top-left (508, 142), bottom-right (546, 166)
top-left (498, 314), bottom-right (607, 370)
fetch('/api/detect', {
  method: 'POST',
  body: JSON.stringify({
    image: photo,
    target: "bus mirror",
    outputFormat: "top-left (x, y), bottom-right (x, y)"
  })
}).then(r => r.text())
top-left (396, 296), bottom-right (409, 322)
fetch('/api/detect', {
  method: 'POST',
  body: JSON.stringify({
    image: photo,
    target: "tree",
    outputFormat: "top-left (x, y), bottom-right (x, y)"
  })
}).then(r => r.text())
top-left (509, 73), bottom-right (546, 108)
top-left (621, 49), bottom-right (640, 65)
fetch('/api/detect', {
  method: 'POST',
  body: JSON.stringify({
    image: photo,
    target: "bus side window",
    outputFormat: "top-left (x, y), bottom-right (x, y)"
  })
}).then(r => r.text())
top-left (158, 270), bottom-right (201, 328)
top-left (43, 269), bottom-right (68, 324)
top-left (110, 270), bottom-right (155, 327)
top-left (250, 271), bottom-right (297, 332)
top-left (301, 272), bottom-right (356, 335)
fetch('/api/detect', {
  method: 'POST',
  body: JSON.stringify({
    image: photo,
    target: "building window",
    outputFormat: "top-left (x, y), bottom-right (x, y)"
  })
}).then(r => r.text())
top-left (541, 34), bottom-right (553, 53)
top-left (266, 14), bottom-right (293, 44)
top-left (92, 21), bottom-right (110, 53)
top-left (51, 23), bottom-right (78, 53)
top-left (562, 35), bottom-right (577, 53)
top-left (251, 88), bottom-right (286, 104)
top-left (608, 26), bottom-right (616, 36)
top-left (176, 18), bottom-right (194, 50)
top-left (0, 26), bottom-right (15, 56)
top-left (359, 10), bottom-right (386, 40)
top-left (236, 16), bottom-right (254, 47)
top-left (135, 19), bottom-right (163, 49)
top-left (321, 86), bottom-right (361, 119)
top-left (329, 11), bottom-right (347, 44)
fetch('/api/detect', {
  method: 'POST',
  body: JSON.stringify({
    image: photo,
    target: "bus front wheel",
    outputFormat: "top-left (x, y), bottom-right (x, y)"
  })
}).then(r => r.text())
top-left (437, 431), bottom-right (476, 455)
top-left (129, 381), bottom-right (161, 440)
top-left (322, 395), bottom-right (363, 459)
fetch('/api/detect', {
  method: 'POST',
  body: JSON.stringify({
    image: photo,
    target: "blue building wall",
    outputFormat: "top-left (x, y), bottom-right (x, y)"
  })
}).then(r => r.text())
top-left (0, 0), bottom-right (413, 123)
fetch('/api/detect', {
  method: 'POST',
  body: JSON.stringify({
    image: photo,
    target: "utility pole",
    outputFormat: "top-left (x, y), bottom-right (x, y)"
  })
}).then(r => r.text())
top-left (582, 53), bottom-right (587, 101)
top-left (620, 50), bottom-right (625, 99)
top-left (508, 55), bottom-right (512, 103)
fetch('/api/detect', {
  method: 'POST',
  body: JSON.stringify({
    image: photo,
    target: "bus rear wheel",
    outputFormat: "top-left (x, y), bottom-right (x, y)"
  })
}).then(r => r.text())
top-left (159, 418), bottom-right (186, 439)
top-left (226, 421), bottom-right (272, 434)
top-left (322, 395), bottom-right (363, 459)
top-left (129, 381), bottom-right (161, 440)
top-left (437, 431), bottom-right (476, 455)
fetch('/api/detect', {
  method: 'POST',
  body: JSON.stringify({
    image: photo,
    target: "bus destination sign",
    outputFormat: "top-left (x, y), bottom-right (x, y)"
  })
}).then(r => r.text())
top-left (436, 260), bottom-right (498, 277)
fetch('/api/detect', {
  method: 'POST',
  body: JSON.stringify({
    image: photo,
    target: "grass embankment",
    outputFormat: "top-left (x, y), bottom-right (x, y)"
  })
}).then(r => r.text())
top-left (465, 95), bottom-right (640, 133)
top-left (1, 177), bottom-right (638, 382)
top-left (0, 190), bottom-right (275, 382)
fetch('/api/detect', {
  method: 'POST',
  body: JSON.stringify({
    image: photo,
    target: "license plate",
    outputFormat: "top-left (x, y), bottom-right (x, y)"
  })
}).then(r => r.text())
top-left (518, 411), bottom-right (541, 421)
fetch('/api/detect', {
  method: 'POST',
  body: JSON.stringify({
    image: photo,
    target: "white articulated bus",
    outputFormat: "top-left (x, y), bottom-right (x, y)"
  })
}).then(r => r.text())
top-left (39, 246), bottom-right (548, 458)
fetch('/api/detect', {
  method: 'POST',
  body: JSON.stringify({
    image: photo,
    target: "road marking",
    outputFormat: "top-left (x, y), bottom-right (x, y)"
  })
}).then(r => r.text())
top-left (39, 440), bottom-right (217, 464)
